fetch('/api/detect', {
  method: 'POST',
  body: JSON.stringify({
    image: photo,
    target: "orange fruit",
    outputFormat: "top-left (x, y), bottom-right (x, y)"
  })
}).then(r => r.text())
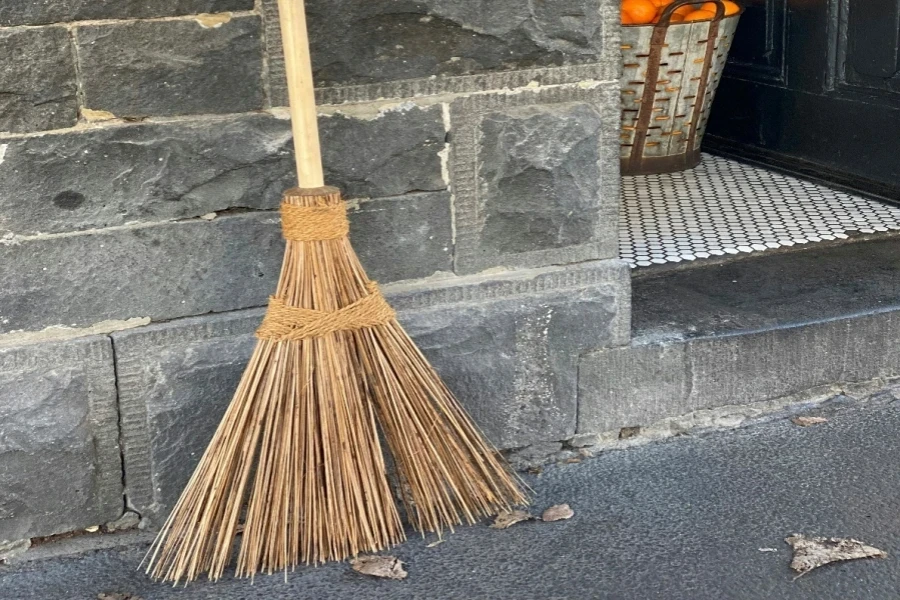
top-left (651, 0), bottom-right (674, 7)
top-left (700, 1), bottom-right (740, 15)
top-left (683, 9), bottom-right (715, 20)
top-left (669, 13), bottom-right (686, 21)
top-left (622, 0), bottom-right (658, 24)
top-left (621, 11), bottom-right (636, 23)
top-left (673, 4), bottom-right (695, 16)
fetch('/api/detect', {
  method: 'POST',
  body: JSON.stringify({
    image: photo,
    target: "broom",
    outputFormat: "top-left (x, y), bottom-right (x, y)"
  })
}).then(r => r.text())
top-left (145, 0), bottom-right (526, 583)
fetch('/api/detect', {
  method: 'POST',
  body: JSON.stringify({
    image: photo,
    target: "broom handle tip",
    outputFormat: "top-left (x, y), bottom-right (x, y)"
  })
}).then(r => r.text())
top-left (277, 0), bottom-right (325, 188)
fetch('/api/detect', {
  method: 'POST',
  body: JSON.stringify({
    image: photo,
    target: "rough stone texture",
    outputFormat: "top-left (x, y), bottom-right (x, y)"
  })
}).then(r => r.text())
top-left (0, 115), bottom-right (294, 236)
top-left (0, 196), bottom-right (453, 334)
top-left (76, 16), bottom-right (264, 118)
top-left (262, 0), bottom-right (619, 106)
top-left (0, 27), bottom-right (78, 134)
top-left (389, 260), bottom-right (631, 447)
top-left (0, 336), bottom-right (121, 542)
top-left (478, 103), bottom-right (604, 255)
top-left (450, 83), bottom-right (620, 273)
top-left (320, 105), bottom-right (446, 199)
top-left (579, 309), bottom-right (900, 433)
top-left (349, 193), bottom-right (452, 282)
top-left (113, 310), bottom-right (262, 521)
top-left (261, 0), bottom-right (610, 93)
top-left (0, 108), bottom-right (448, 236)
top-left (0, 0), bottom-right (254, 27)
top-left (116, 260), bottom-right (629, 518)
top-left (0, 213), bottom-right (283, 335)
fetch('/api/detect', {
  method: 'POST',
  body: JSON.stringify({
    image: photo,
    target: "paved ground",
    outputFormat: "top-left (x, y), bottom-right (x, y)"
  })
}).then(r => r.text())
top-left (4, 394), bottom-right (900, 600)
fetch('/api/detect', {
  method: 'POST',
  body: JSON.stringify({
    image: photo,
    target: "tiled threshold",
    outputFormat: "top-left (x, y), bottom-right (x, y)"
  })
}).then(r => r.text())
top-left (620, 154), bottom-right (900, 269)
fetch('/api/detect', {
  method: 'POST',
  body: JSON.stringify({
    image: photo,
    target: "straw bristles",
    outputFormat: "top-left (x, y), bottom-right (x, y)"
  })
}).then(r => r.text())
top-left (145, 186), bottom-right (526, 583)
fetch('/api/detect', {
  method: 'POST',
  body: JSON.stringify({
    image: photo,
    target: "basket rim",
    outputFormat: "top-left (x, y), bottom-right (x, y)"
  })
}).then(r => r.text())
top-left (621, 2), bottom-right (744, 27)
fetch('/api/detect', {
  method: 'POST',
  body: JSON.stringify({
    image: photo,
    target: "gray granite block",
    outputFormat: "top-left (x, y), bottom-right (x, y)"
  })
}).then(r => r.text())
top-left (0, 0), bottom-right (254, 27)
top-left (113, 310), bottom-right (263, 521)
top-left (0, 193), bottom-right (453, 334)
top-left (0, 336), bottom-right (121, 541)
top-left (263, 0), bottom-right (618, 95)
top-left (0, 115), bottom-right (294, 236)
top-left (0, 108), bottom-right (445, 236)
top-left (76, 16), bottom-right (264, 118)
top-left (349, 192), bottom-right (452, 282)
top-left (578, 309), bottom-right (900, 433)
top-left (116, 260), bottom-right (629, 519)
top-left (0, 27), bottom-right (77, 134)
top-left (449, 83), bottom-right (620, 273)
top-left (320, 105), bottom-right (446, 199)
top-left (478, 103), bottom-right (604, 255)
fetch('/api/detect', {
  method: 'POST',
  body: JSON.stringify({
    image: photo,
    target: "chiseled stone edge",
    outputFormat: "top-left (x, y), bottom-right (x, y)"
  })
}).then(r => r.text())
top-left (112, 310), bottom-right (264, 515)
top-left (0, 336), bottom-right (121, 528)
top-left (449, 82), bottom-right (620, 274)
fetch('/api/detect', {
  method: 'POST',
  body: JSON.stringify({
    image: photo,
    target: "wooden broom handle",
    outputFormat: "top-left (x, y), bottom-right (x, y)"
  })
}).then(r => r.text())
top-left (277, 0), bottom-right (324, 187)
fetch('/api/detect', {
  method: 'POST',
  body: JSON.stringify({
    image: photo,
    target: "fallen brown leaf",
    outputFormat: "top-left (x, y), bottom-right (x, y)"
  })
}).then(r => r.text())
top-left (490, 509), bottom-right (533, 529)
top-left (97, 593), bottom-right (143, 600)
top-left (785, 534), bottom-right (886, 577)
top-left (791, 416), bottom-right (828, 427)
top-left (426, 539), bottom-right (444, 548)
top-left (541, 504), bottom-right (574, 522)
top-left (350, 555), bottom-right (407, 580)
top-left (565, 458), bottom-right (583, 464)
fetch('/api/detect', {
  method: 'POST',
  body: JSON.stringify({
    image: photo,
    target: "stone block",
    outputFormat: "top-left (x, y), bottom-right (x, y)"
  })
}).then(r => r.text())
top-left (578, 308), bottom-right (900, 434)
top-left (307, 0), bottom-right (602, 87)
top-left (113, 310), bottom-right (263, 520)
top-left (116, 260), bottom-right (629, 518)
top-left (0, 194), bottom-right (453, 333)
top-left (349, 192), bottom-right (452, 282)
top-left (450, 83), bottom-right (620, 273)
top-left (0, 115), bottom-right (293, 236)
top-left (261, 0), bottom-right (616, 101)
top-left (391, 260), bottom-right (630, 447)
top-left (0, 27), bottom-right (77, 134)
top-left (0, 1), bottom-right (254, 27)
top-left (0, 336), bottom-right (121, 541)
top-left (0, 213), bottom-right (283, 335)
top-left (478, 103), bottom-right (604, 255)
top-left (76, 16), bottom-right (263, 118)
top-left (320, 104), bottom-right (446, 199)
top-left (0, 109), bottom-right (445, 236)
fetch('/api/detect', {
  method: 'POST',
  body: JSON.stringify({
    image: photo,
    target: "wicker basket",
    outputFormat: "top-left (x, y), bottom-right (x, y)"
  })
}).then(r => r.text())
top-left (620, 0), bottom-right (742, 175)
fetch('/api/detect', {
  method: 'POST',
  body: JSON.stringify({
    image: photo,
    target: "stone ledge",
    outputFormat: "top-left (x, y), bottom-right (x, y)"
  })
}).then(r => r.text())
top-left (579, 308), bottom-right (900, 433)
top-left (0, 335), bottom-right (121, 541)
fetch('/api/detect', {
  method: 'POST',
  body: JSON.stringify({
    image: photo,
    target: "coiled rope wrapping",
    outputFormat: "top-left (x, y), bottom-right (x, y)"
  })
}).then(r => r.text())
top-left (256, 201), bottom-right (395, 341)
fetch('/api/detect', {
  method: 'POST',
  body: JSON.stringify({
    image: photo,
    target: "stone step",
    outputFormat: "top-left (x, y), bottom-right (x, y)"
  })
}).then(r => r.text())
top-left (578, 235), bottom-right (900, 435)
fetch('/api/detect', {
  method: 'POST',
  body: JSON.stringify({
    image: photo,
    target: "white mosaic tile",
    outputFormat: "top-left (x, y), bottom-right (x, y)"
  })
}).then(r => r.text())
top-left (620, 154), bottom-right (900, 268)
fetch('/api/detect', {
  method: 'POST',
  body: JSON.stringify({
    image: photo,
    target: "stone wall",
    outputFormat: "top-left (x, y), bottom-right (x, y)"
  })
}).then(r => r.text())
top-left (0, 0), bottom-right (626, 542)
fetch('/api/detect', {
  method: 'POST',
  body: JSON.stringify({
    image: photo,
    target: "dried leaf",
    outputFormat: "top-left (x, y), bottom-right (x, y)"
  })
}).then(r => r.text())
top-left (564, 458), bottom-right (582, 464)
top-left (426, 539), bottom-right (444, 548)
top-left (791, 416), bottom-right (828, 427)
top-left (97, 593), bottom-right (143, 600)
top-left (758, 547), bottom-right (778, 553)
top-left (541, 504), bottom-right (574, 522)
top-left (490, 509), bottom-right (533, 529)
top-left (350, 555), bottom-right (407, 580)
top-left (785, 535), bottom-right (886, 576)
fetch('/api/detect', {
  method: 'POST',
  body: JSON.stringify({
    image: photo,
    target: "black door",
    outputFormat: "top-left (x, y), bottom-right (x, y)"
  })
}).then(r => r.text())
top-left (705, 0), bottom-right (900, 202)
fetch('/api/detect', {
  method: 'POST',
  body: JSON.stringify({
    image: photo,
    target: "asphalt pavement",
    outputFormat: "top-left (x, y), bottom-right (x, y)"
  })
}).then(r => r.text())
top-left (3, 391), bottom-right (900, 600)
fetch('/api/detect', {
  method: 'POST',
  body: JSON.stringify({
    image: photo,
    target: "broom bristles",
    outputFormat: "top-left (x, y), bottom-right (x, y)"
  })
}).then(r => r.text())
top-left (145, 187), bottom-right (526, 583)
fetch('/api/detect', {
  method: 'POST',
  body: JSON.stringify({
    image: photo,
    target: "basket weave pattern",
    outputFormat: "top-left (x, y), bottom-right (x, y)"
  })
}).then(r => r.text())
top-left (620, 13), bottom-right (740, 175)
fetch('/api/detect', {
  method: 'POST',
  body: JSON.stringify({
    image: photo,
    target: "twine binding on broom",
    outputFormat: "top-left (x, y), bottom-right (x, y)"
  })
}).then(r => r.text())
top-left (257, 282), bottom-right (395, 340)
top-left (257, 200), bottom-right (396, 341)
